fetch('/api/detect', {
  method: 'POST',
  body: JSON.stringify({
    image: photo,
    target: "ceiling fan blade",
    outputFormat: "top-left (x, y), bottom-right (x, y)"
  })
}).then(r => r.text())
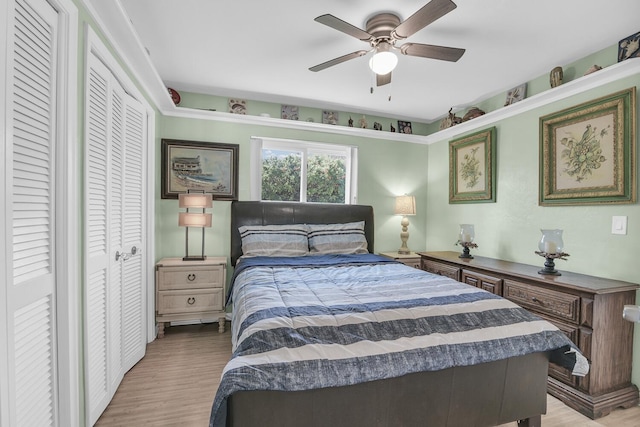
top-left (314, 14), bottom-right (373, 41)
top-left (309, 50), bottom-right (369, 72)
top-left (393, 0), bottom-right (457, 40)
top-left (400, 43), bottom-right (465, 62)
top-left (377, 72), bottom-right (392, 87)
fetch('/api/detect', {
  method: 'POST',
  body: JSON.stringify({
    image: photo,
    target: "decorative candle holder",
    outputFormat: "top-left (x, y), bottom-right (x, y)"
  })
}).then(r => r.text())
top-left (535, 229), bottom-right (569, 275)
top-left (456, 224), bottom-right (477, 259)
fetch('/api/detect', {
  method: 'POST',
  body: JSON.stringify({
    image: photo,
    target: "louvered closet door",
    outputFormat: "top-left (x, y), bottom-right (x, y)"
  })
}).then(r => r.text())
top-left (5, 0), bottom-right (60, 425)
top-left (84, 51), bottom-right (147, 425)
top-left (85, 52), bottom-right (113, 425)
top-left (121, 95), bottom-right (147, 372)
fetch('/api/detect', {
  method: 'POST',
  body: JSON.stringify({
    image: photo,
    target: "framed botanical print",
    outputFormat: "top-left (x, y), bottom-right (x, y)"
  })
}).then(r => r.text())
top-left (161, 139), bottom-right (239, 200)
top-left (539, 87), bottom-right (636, 206)
top-left (449, 127), bottom-right (497, 203)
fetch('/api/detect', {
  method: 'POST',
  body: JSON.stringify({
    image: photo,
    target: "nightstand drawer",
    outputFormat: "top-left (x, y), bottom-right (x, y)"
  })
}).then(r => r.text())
top-left (157, 289), bottom-right (223, 315)
top-left (503, 279), bottom-right (580, 324)
top-left (158, 265), bottom-right (224, 290)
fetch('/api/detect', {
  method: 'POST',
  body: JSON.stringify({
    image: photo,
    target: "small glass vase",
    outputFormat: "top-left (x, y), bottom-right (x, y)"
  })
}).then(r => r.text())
top-left (537, 229), bottom-right (564, 276)
top-left (458, 224), bottom-right (475, 259)
top-left (538, 229), bottom-right (563, 255)
top-left (459, 224), bottom-right (475, 244)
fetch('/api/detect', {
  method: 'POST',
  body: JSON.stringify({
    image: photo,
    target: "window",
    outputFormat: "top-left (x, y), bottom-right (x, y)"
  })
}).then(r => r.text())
top-left (250, 137), bottom-right (358, 204)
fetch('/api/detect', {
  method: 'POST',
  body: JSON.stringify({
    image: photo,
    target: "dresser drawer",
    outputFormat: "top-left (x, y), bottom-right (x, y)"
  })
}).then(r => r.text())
top-left (157, 265), bottom-right (224, 290)
top-left (462, 269), bottom-right (502, 295)
top-left (503, 279), bottom-right (580, 324)
top-left (421, 259), bottom-right (461, 281)
top-left (157, 288), bottom-right (223, 315)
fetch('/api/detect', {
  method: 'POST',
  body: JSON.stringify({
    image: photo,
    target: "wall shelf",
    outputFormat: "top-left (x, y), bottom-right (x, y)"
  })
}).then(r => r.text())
top-left (421, 59), bottom-right (640, 145)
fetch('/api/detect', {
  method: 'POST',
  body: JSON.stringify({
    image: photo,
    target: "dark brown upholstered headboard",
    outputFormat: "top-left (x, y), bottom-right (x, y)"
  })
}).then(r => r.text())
top-left (230, 201), bottom-right (374, 266)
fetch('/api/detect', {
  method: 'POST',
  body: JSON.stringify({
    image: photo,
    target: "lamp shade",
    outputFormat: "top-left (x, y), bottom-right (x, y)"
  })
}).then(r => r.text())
top-left (368, 41), bottom-right (398, 75)
top-left (179, 193), bottom-right (212, 209)
top-left (395, 195), bottom-right (416, 216)
top-left (178, 212), bottom-right (212, 228)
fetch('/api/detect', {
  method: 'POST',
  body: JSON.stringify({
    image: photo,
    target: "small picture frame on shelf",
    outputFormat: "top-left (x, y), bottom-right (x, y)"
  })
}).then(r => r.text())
top-left (228, 99), bottom-right (246, 114)
top-left (397, 120), bottom-right (412, 134)
top-left (504, 83), bottom-right (526, 106)
top-left (281, 105), bottom-right (299, 120)
top-left (618, 31), bottom-right (640, 62)
top-left (322, 111), bottom-right (339, 125)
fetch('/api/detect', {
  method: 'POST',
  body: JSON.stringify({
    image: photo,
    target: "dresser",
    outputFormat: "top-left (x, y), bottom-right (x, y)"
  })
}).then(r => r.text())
top-left (379, 251), bottom-right (422, 268)
top-left (155, 257), bottom-right (227, 337)
top-left (418, 251), bottom-right (639, 419)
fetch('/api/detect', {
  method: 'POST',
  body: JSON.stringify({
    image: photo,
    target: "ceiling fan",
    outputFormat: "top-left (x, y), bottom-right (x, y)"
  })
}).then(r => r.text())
top-left (309, 0), bottom-right (465, 87)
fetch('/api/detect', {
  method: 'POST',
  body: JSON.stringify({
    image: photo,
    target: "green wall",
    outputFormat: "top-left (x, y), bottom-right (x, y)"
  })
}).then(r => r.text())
top-left (425, 73), bottom-right (640, 385)
top-left (155, 118), bottom-right (429, 262)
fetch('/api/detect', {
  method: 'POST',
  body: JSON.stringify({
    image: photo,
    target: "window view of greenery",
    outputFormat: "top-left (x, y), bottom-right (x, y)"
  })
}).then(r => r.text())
top-left (261, 149), bottom-right (346, 203)
top-left (261, 150), bottom-right (301, 202)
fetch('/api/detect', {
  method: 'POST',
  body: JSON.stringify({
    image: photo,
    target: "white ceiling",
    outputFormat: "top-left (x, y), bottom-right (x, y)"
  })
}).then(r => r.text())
top-left (118, 0), bottom-right (640, 124)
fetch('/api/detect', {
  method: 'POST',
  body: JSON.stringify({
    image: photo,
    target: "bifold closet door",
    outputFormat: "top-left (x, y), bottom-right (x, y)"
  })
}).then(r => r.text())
top-left (0, 0), bottom-right (64, 426)
top-left (1, 0), bottom-right (60, 425)
top-left (84, 51), bottom-right (146, 425)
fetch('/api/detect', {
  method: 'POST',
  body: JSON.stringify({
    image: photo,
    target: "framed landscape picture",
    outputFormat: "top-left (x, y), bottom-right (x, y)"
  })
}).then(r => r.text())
top-left (449, 127), bottom-right (497, 204)
top-left (539, 87), bottom-right (636, 206)
top-left (161, 139), bottom-right (239, 200)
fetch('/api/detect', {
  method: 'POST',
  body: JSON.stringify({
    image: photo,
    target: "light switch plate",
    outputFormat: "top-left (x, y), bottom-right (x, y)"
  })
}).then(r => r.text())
top-left (611, 216), bottom-right (627, 235)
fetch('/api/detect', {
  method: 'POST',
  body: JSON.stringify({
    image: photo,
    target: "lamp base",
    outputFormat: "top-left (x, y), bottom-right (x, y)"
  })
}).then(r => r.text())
top-left (183, 255), bottom-right (207, 261)
top-left (397, 249), bottom-right (410, 255)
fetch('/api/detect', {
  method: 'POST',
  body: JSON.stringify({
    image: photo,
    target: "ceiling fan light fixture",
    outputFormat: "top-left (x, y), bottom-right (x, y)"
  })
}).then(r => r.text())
top-left (369, 50), bottom-right (398, 75)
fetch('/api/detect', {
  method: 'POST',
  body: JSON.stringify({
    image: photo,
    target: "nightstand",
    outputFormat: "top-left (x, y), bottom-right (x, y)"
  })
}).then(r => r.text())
top-left (155, 257), bottom-right (227, 337)
top-left (379, 251), bottom-right (422, 269)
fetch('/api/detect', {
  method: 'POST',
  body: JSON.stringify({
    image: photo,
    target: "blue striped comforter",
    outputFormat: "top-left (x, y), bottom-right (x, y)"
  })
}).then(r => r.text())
top-left (210, 254), bottom-right (587, 427)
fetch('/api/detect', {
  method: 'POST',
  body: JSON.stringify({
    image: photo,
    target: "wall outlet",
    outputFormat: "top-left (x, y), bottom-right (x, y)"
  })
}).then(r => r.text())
top-left (611, 216), bottom-right (627, 235)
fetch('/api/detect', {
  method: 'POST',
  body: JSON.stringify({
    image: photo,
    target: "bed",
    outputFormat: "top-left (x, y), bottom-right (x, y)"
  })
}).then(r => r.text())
top-left (210, 201), bottom-right (588, 427)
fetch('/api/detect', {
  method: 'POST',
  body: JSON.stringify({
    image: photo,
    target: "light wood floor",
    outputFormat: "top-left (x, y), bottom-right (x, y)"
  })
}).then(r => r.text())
top-left (96, 324), bottom-right (640, 427)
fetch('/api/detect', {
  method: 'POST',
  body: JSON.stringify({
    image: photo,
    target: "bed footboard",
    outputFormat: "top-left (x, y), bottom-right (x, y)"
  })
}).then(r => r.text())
top-left (226, 351), bottom-right (549, 426)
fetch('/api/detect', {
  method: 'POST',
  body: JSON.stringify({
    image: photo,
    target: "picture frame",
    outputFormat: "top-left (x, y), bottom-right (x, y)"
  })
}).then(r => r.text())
top-left (539, 87), bottom-right (636, 206)
top-left (504, 83), bottom-right (526, 106)
top-left (228, 99), bottom-right (246, 114)
top-left (618, 31), bottom-right (640, 62)
top-left (449, 127), bottom-right (497, 204)
top-left (397, 120), bottom-right (412, 134)
top-left (281, 105), bottom-right (299, 120)
top-left (161, 139), bottom-right (239, 200)
top-left (322, 110), bottom-right (339, 125)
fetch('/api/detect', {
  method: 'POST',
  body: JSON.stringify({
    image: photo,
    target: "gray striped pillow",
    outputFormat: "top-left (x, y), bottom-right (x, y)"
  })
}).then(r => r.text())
top-left (307, 221), bottom-right (368, 255)
top-left (239, 224), bottom-right (309, 257)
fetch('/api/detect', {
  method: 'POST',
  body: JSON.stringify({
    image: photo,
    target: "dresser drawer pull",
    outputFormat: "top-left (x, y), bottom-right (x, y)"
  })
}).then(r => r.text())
top-left (187, 297), bottom-right (195, 305)
top-left (187, 273), bottom-right (196, 281)
top-left (531, 297), bottom-right (545, 306)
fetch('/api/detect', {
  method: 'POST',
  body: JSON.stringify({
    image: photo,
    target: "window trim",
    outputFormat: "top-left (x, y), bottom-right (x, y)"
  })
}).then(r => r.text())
top-left (250, 137), bottom-right (358, 204)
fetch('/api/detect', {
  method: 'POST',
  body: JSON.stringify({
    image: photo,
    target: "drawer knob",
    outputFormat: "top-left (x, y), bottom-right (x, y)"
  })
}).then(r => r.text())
top-left (187, 297), bottom-right (195, 305)
top-left (532, 297), bottom-right (545, 306)
top-left (187, 273), bottom-right (196, 281)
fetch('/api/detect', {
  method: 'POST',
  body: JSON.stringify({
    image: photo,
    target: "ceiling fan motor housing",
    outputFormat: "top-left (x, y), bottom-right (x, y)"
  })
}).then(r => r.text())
top-left (365, 13), bottom-right (401, 42)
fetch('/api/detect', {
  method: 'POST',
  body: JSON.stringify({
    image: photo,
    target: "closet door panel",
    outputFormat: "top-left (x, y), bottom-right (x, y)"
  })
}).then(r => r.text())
top-left (84, 53), bottom-right (111, 425)
top-left (121, 96), bottom-right (146, 371)
top-left (7, 0), bottom-right (59, 425)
